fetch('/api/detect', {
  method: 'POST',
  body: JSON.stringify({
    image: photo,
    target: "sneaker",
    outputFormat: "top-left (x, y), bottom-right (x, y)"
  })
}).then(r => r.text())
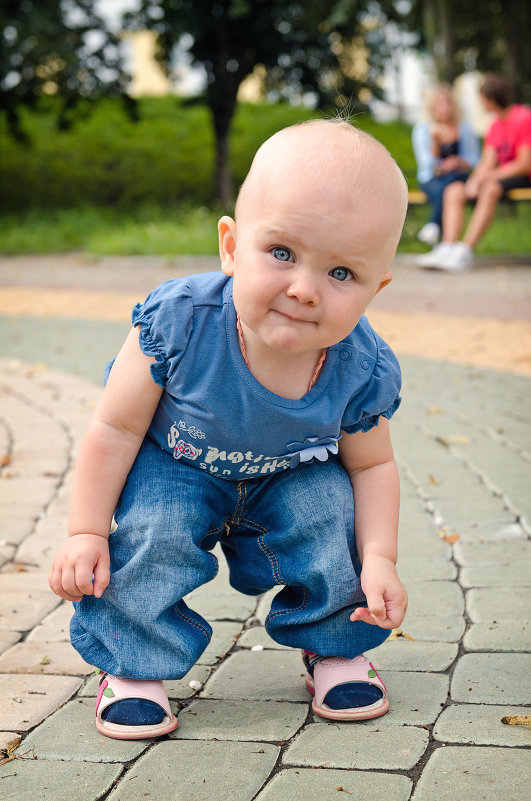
top-left (416, 242), bottom-right (453, 269)
top-left (417, 222), bottom-right (440, 246)
top-left (437, 241), bottom-right (474, 272)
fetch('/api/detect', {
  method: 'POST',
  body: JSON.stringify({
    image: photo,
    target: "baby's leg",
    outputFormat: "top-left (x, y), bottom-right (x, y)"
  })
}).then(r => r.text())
top-left (70, 439), bottom-right (234, 734)
top-left (225, 459), bottom-right (389, 719)
top-left (228, 458), bottom-right (387, 655)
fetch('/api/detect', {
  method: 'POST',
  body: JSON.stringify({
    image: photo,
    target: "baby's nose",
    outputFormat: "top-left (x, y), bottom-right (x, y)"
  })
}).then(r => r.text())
top-left (286, 270), bottom-right (320, 305)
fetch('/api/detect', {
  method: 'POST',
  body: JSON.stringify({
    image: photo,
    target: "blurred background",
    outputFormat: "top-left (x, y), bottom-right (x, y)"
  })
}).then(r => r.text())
top-left (1, 0), bottom-right (530, 257)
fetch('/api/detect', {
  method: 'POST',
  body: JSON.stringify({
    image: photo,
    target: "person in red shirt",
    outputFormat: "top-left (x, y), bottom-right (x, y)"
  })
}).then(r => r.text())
top-left (418, 74), bottom-right (531, 271)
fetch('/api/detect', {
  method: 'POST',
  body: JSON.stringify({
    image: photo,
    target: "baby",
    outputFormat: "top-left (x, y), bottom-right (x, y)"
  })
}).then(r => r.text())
top-left (49, 119), bottom-right (409, 740)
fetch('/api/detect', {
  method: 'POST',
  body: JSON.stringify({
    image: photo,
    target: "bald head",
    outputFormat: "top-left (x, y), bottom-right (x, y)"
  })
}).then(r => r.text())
top-left (235, 120), bottom-right (408, 255)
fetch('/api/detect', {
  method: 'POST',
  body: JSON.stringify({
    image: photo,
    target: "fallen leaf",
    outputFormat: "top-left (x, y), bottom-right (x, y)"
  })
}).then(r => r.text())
top-left (389, 629), bottom-right (416, 641)
top-left (0, 455), bottom-right (11, 467)
top-left (428, 474), bottom-right (441, 486)
top-left (501, 715), bottom-right (531, 726)
top-left (442, 533), bottom-right (460, 545)
top-left (449, 435), bottom-right (470, 445)
top-left (426, 406), bottom-right (442, 415)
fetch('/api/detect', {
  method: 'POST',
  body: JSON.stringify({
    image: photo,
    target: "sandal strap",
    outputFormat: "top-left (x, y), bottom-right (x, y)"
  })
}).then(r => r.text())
top-left (312, 655), bottom-right (386, 708)
top-left (95, 673), bottom-right (172, 720)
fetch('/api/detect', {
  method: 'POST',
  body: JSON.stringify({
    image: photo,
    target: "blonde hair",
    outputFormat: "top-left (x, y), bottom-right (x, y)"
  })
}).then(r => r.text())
top-left (425, 84), bottom-right (461, 123)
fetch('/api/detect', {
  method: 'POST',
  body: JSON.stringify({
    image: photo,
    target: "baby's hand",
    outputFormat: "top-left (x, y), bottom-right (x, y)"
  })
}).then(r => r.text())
top-left (49, 534), bottom-right (110, 602)
top-left (351, 554), bottom-right (408, 629)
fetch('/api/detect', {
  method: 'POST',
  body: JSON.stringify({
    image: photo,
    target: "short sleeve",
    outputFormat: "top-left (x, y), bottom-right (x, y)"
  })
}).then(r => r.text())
top-left (131, 278), bottom-right (194, 387)
top-left (341, 336), bottom-right (402, 434)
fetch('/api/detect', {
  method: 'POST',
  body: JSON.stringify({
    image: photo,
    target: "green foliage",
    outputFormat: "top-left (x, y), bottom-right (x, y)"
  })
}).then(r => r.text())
top-left (0, 98), bottom-right (418, 214)
top-left (1, 199), bottom-right (529, 258)
top-left (0, 97), bottom-right (216, 211)
top-left (0, 1), bottom-right (129, 135)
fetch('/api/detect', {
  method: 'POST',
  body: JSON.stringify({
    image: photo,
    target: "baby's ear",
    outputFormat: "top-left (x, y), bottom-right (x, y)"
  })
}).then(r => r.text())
top-left (375, 270), bottom-right (393, 295)
top-left (218, 216), bottom-right (237, 275)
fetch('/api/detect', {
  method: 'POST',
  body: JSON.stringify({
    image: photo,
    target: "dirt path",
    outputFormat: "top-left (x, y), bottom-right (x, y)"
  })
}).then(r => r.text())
top-left (1, 254), bottom-right (530, 376)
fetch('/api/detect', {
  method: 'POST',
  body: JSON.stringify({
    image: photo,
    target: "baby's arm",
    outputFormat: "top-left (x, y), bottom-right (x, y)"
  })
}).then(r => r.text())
top-left (49, 328), bottom-right (163, 602)
top-left (339, 418), bottom-right (407, 629)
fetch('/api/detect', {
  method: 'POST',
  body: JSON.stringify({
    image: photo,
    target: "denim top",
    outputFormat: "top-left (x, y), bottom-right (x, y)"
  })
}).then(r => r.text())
top-left (127, 272), bottom-right (401, 480)
top-left (412, 120), bottom-right (480, 184)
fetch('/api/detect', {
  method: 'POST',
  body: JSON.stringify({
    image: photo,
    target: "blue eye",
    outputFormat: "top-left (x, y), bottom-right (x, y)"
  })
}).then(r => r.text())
top-left (330, 267), bottom-right (353, 282)
top-left (272, 247), bottom-right (293, 262)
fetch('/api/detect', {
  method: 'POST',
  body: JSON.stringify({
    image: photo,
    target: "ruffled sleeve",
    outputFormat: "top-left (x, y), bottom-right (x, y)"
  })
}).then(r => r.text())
top-left (131, 278), bottom-right (194, 387)
top-left (341, 332), bottom-right (402, 435)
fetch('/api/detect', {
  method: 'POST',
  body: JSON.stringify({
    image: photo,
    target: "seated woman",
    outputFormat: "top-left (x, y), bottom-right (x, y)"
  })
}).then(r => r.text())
top-left (419, 74), bottom-right (531, 271)
top-left (412, 84), bottom-right (480, 246)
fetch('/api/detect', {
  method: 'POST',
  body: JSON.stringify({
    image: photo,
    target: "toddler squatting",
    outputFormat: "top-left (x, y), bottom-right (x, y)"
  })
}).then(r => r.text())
top-left (49, 120), bottom-right (409, 740)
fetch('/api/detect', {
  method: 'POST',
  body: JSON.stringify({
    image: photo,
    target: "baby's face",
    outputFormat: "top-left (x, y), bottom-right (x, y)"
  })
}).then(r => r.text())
top-left (219, 122), bottom-right (406, 360)
top-left (220, 186), bottom-right (393, 357)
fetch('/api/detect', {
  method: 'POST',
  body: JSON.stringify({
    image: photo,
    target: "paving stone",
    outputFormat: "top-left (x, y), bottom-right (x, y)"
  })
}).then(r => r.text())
top-left (397, 532), bottom-right (449, 559)
top-left (0, 673), bottom-right (82, 730)
top-left (405, 581), bottom-right (464, 618)
top-left (369, 640), bottom-right (458, 672)
top-left (411, 746), bottom-right (530, 801)
top-left (0, 572), bottom-right (52, 591)
top-left (109, 740), bottom-right (279, 801)
top-left (0, 759), bottom-right (122, 801)
top-left (22, 699), bottom-right (151, 762)
top-left (464, 621), bottom-right (531, 652)
top-left (356, 671), bottom-right (448, 727)
top-left (238, 626), bottom-right (292, 650)
top-left (184, 590), bottom-right (257, 621)
top-left (460, 559), bottom-right (531, 588)
top-left (201, 650), bottom-right (309, 702)
top-left (80, 664), bottom-right (212, 700)
top-left (434, 704), bottom-right (531, 746)
top-left (0, 732), bottom-right (21, 752)
top-left (27, 602), bottom-right (73, 642)
top-left (255, 588), bottom-right (281, 622)
top-left (15, 526), bottom-right (68, 569)
top-left (396, 557), bottom-right (457, 581)
top-left (0, 640), bottom-right (92, 675)
top-left (0, 543), bottom-right (16, 568)
top-left (454, 538), bottom-right (530, 566)
top-left (283, 722), bottom-right (428, 770)
top-left (255, 768), bottom-right (412, 801)
top-left (175, 699), bottom-right (308, 742)
top-left (466, 587), bottom-right (530, 622)
top-left (0, 477), bottom-right (58, 510)
top-left (0, 518), bottom-right (35, 548)
top-left (0, 593), bottom-right (61, 631)
top-left (0, 630), bottom-right (21, 654)
top-left (196, 620), bottom-right (242, 664)
top-left (451, 653), bottom-right (531, 704)
top-left (450, 520), bottom-right (526, 542)
top-left (399, 613), bottom-right (465, 643)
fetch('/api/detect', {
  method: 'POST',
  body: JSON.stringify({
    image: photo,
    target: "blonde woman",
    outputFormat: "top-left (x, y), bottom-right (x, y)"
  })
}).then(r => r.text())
top-left (412, 84), bottom-right (480, 246)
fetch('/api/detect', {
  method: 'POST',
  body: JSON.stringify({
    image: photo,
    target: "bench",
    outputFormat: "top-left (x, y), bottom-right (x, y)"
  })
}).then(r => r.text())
top-left (408, 187), bottom-right (531, 205)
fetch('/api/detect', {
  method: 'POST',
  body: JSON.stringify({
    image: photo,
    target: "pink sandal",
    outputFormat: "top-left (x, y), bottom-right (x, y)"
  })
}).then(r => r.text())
top-left (303, 653), bottom-right (389, 721)
top-left (95, 672), bottom-right (178, 740)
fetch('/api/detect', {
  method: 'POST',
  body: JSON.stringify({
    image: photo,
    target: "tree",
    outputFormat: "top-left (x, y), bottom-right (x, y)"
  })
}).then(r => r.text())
top-left (0, 0), bottom-right (131, 137)
top-left (125, 0), bottom-right (403, 203)
top-left (406, 0), bottom-right (531, 103)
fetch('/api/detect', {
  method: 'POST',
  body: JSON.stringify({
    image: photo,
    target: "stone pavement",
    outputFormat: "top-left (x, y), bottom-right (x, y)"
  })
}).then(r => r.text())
top-left (0, 255), bottom-right (530, 800)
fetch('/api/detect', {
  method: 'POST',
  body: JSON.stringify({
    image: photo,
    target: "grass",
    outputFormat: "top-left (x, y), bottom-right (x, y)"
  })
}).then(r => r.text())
top-left (0, 97), bottom-right (529, 256)
top-left (1, 202), bottom-right (530, 257)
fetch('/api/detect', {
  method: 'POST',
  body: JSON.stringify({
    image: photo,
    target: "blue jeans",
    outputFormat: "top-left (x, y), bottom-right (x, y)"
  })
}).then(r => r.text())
top-left (421, 171), bottom-right (469, 226)
top-left (71, 438), bottom-right (389, 679)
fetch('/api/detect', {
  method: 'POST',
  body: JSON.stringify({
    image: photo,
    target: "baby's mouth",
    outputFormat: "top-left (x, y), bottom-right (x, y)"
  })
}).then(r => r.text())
top-left (273, 309), bottom-right (317, 324)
